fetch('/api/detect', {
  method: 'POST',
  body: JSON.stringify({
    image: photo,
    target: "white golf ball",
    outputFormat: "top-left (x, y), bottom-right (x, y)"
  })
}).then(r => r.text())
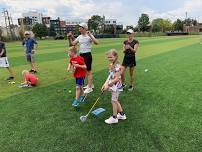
top-left (144, 69), bottom-right (148, 72)
top-left (68, 90), bottom-right (72, 93)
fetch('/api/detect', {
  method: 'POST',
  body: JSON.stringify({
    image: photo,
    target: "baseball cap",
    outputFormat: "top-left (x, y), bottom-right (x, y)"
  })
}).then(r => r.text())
top-left (79, 22), bottom-right (88, 29)
top-left (24, 31), bottom-right (30, 35)
top-left (127, 29), bottom-right (134, 34)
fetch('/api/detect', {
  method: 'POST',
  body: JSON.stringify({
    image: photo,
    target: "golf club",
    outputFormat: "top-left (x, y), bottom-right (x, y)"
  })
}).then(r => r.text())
top-left (80, 91), bottom-right (104, 122)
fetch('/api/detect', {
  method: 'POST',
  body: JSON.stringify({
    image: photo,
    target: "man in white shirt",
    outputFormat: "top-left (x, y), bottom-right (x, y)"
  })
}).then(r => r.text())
top-left (68, 23), bottom-right (99, 94)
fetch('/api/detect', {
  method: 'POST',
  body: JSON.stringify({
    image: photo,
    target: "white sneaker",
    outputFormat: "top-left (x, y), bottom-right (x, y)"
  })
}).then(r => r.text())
top-left (105, 116), bottom-right (118, 124)
top-left (83, 84), bottom-right (94, 89)
top-left (117, 113), bottom-right (127, 120)
top-left (84, 87), bottom-right (93, 94)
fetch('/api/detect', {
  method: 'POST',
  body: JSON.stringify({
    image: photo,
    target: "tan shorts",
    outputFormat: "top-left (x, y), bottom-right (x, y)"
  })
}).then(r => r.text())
top-left (111, 91), bottom-right (120, 102)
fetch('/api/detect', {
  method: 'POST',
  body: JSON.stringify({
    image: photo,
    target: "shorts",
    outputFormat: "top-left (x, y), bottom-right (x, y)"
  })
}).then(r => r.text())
top-left (0, 57), bottom-right (9, 68)
top-left (80, 52), bottom-right (92, 71)
top-left (122, 55), bottom-right (136, 67)
top-left (111, 91), bottom-right (120, 102)
top-left (76, 77), bottom-right (85, 87)
top-left (26, 53), bottom-right (35, 63)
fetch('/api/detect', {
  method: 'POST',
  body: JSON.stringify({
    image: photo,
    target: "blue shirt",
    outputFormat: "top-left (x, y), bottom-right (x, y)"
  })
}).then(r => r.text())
top-left (22, 38), bottom-right (37, 54)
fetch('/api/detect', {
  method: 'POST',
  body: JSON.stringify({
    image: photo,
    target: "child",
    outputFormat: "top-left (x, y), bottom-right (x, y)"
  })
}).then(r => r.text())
top-left (67, 46), bottom-right (87, 107)
top-left (0, 40), bottom-right (14, 81)
top-left (101, 49), bottom-right (126, 124)
top-left (22, 70), bottom-right (38, 86)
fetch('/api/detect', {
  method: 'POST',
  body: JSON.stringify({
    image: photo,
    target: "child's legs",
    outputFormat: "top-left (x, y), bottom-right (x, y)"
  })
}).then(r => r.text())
top-left (31, 54), bottom-right (36, 70)
top-left (6, 67), bottom-right (14, 77)
top-left (75, 77), bottom-right (85, 99)
top-left (111, 91), bottom-right (120, 116)
top-left (75, 86), bottom-right (81, 100)
top-left (111, 101), bottom-right (118, 116)
top-left (116, 101), bottom-right (123, 113)
top-left (129, 66), bottom-right (135, 86)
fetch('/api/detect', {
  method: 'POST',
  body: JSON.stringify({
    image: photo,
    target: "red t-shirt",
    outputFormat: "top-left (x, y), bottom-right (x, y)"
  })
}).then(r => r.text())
top-left (25, 73), bottom-right (38, 85)
top-left (70, 56), bottom-right (86, 78)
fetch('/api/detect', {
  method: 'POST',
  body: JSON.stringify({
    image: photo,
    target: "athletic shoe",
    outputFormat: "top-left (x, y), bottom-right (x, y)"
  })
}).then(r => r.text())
top-left (79, 95), bottom-right (86, 103)
top-left (83, 84), bottom-right (94, 89)
top-left (128, 85), bottom-right (134, 91)
top-left (29, 69), bottom-right (34, 72)
top-left (84, 87), bottom-right (93, 94)
top-left (120, 83), bottom-right (127, 90)
top-left (105, 116), bottom-right (118, 124)
top-left (117, 113), bottom-right (127, 120)
top-left (72, 99), bottom-right (79, 107)
top-left (6, 76), bottom-right (14, 81)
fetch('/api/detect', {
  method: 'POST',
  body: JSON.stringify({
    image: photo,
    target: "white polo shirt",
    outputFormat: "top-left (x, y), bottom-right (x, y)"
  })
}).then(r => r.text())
top-left (75, 34), bottom-right (95, 54)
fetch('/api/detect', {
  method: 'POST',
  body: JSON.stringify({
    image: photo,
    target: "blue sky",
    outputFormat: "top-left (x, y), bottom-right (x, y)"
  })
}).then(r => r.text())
top-left (0, 0), bottom-right (202, 26)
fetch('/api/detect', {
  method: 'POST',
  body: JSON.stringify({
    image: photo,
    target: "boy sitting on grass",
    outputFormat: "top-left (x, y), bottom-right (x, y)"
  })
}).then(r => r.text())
top-left (67, 46), bottom-right (87, 107)
top-left (21, 70), bottom-right (38, 87)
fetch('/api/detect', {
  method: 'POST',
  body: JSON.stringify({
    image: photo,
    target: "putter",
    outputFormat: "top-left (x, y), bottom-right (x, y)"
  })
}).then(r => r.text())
top-left (80, 73), bottom-right (113, 122)
top-left (80, 91), bottom-right (104, 122)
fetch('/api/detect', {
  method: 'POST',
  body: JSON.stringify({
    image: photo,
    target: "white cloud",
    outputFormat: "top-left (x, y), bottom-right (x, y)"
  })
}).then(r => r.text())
top-left (143, 0), bottom-right (202, 22)
top-left (0, 0), bottom-right (202, 27)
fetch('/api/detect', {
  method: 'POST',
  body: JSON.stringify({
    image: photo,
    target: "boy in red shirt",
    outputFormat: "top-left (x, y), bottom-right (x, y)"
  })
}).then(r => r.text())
top-left (67, 46), bottom-right (87, 107)
top-left (22, 70), bottom-right (38, 86)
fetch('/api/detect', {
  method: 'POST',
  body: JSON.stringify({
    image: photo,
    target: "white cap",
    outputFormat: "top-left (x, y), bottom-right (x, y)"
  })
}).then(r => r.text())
top-left (127, 29), bottom-right (134, 34)
top-left (24, 31), bottom-right (30, 35)
top-left (79, 22), bottom-right (88, 29)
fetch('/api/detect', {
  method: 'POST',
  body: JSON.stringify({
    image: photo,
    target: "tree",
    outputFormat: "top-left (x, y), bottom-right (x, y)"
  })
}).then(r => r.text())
top-left (151, 18), bottom-right (163, 32)
top-left (138, 14), bottom-right (150, 32)
top-left (32, 23), bottom-right (48, 39)
top-left (151, 18), bottom-right (173, 32)
top-left (88, 15), bottom-right (103, 34)
top-left (173, 19), bottom-right (184, 31)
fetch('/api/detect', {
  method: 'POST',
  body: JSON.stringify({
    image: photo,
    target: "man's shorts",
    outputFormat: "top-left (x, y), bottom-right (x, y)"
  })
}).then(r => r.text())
top-left (80, 52), bottom-right (92, 71)
top-left (26, 53), bottom-right (35, 63)
top-left (111, 91), bottom-right (120, 102)
top-left (0, 57), bottom-right (9, 68)
top-left (122, 55), bottom-right (136, 67)
top-left (76, 77), bottom-right (85, 87)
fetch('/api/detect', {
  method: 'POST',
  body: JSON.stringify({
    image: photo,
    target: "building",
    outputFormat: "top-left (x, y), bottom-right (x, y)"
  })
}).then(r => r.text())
top-left (103, 17), bottom-right (123, 34)
top-left (66, 19), bottom-right (87, 33)
top-left (50, 18), bottom-right (67, 35)
top-left (183, 24), bottom-right (202, 32)
top-left (22, 11), bottom-right (43, 24)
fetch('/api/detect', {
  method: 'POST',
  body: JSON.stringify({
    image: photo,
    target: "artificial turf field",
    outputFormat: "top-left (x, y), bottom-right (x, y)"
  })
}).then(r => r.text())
top-left (0, 36), bottom-right (201, 152)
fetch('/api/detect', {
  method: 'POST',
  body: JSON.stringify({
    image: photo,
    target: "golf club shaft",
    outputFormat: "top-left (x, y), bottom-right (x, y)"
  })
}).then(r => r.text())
top-left (86, 92), bottom-right (103, 117)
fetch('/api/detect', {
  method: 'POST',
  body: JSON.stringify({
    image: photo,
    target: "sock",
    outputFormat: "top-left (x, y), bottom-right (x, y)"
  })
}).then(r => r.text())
top-left (120, 111), bottom-right (125, 116)
top-left (113, 115), bottom-right (117, 119)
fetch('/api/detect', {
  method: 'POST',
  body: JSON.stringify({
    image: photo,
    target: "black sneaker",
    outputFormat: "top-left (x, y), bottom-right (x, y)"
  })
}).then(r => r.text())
top-left (120, 84), bottom-right (127, 90)
top-left (7, 76), bottom-right (14, 81)
top-left (128, 85), bottom-right (134, 91)
top-left (29, 69), bottom-right (34, 72)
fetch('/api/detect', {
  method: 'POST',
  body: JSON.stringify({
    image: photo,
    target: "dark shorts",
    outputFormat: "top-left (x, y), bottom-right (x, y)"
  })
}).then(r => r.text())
top-left (122, 55), bottom-right (136, 67)
top-left (80, 52), bottom-right (92, 71)
top-left (26, 53), bottom-right (35, 63)
top-left (76, 77), bottom-right (85, 87)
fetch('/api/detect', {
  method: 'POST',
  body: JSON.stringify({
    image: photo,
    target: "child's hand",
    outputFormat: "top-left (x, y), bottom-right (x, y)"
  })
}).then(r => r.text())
top-left (72, 63), bottom-right (80, 68)
top-left (101, 84), bottom-right (109, 91)
top-left (67, 32), bottom-right (73, 38)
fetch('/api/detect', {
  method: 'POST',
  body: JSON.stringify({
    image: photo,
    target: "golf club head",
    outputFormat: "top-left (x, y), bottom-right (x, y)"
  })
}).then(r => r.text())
top-left (80, 115), bottom-right (87, 122)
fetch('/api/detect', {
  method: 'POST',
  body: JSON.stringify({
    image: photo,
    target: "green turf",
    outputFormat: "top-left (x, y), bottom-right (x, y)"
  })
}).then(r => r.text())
top-left (0, 36), bottom-right (201, 152)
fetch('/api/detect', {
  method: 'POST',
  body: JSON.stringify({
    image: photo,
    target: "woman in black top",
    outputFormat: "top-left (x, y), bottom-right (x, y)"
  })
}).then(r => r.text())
top-left (122, 29), bottom-right (139, 91)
